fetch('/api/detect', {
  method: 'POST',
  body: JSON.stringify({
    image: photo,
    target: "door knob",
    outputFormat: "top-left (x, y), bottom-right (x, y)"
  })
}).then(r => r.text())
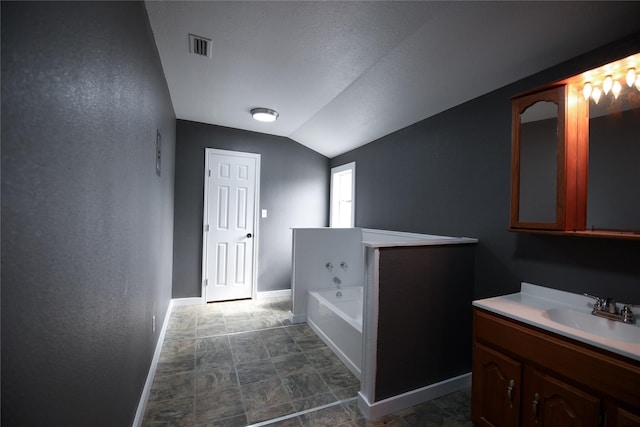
top-left (246, 233), bottom-right (253, 238)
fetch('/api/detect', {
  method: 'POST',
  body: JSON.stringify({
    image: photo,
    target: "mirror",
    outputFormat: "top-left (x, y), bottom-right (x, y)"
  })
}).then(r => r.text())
top-left (518, 101), bottom-right (558, 223)
top-left (510, 86), bottom-right (569, 231)
top-left (587, 90), bottom-right (640, 232)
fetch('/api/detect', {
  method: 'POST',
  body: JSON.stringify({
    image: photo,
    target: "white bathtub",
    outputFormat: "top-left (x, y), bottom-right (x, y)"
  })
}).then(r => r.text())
top-left (307, 286), bottom-right (363, 379)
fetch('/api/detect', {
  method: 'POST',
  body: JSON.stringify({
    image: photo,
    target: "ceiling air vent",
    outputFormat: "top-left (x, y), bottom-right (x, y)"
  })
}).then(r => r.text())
top-left (189, 34), bottom-right (212, 58)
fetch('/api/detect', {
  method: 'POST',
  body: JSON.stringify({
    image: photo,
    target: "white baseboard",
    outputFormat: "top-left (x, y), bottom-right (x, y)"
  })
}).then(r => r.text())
top-left (357, 372), bottom-right (471, 420)
top-left (172, 297), bottom-right (204, 306)
top-left (289, 311), bottom-right (307, 324)
top-left (132, 300), bottom-right (174, 427)
top-left (257, 289), bottom-right (292, 300)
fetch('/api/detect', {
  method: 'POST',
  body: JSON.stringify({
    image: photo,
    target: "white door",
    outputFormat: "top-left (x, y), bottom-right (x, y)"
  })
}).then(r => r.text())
top-left (202, 149), bottom-right (260, 302)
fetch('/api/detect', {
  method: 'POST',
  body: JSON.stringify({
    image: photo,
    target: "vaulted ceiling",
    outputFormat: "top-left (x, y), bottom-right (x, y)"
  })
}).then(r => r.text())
top-left (146, 1), bottom-right (640, 158)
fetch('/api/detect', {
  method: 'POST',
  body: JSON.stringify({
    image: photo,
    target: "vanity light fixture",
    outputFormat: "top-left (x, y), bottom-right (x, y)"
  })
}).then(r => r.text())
top-left (582, 82), bottom-right (592, 100)
top-left (250, 107), bottom-right (279, 122)
top-left (626, 68), bottom-right (636, 87)
top-left (611, 80), bottom-right (622, 99)
top-left (603, 75), bottom-right (613, 94)
top-left (579, 56), bottom-right (640, 103)
top-left (591, 86), bottom-right (602, 104)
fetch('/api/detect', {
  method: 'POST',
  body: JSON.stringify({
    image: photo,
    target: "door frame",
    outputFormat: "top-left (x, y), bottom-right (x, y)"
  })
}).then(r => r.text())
top-left (201, 148), bottom-right (261, 302)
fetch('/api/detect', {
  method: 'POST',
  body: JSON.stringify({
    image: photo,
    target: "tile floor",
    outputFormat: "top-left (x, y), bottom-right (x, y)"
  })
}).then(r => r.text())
top-left (142, 297), bottom-right (472, 427)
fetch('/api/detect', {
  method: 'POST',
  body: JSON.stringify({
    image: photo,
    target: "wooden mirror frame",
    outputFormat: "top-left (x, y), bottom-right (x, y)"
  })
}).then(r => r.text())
top-left (510, 85), bottom-right (596, 236)
top-left (510, 51), bottom-right (640, 240)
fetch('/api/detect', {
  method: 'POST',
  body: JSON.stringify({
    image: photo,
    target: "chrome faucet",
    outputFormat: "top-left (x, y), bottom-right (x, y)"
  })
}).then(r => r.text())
top-left (333, 276), bottom-right (343, 298)
top-left (584, 293), bottom-right (636, 324)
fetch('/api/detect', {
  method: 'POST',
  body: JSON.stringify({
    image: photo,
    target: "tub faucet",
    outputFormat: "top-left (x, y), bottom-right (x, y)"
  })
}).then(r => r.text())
top-left (333, 276), bottom-right (342, 289)
top-left (605, 298), bottom-right (617, 314)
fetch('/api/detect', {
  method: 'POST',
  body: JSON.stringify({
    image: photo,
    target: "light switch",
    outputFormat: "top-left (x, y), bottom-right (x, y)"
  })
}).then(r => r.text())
top-left (261, 209), bottom-right (268, 218)
top-left (156, 130), bottom-right (161, 177)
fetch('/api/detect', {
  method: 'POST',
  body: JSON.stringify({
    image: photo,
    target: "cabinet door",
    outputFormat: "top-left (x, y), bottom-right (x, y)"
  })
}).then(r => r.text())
top-left (524, 369), bottom-right (600, 427)
top-left (472, 343), bottom-right (521, 427)
top-left (510, 85), bottom-right (578, 231)
top-left (616, 408), bottom-right (640, 427)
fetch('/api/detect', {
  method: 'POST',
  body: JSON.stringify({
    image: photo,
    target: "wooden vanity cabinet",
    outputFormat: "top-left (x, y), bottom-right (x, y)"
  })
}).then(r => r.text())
top-left (472, 308), bottom-right (640, 427)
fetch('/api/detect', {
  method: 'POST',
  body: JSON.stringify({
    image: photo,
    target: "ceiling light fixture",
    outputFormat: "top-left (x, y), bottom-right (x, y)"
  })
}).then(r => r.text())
top-left (250, 108), bottom-right (279, 122)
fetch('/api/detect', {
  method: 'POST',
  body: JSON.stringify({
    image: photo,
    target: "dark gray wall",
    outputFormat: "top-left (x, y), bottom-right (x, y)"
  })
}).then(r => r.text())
top-left (1, 2), bottom-right (176, 426)
top-left (331, 33), bottom-right (640, 304)
top-left (376, 244), bottom-right (476, 401)
top-left (173, 120), bottom-right (329, 298)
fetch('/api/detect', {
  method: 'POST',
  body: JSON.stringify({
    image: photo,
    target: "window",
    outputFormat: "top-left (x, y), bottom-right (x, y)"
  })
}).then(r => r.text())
top-left (330, 162), bottom-right (355, 227)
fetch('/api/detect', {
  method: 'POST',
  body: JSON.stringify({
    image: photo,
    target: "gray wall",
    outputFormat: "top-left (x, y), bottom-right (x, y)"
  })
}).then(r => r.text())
top-left (331, 33), bottom-right (640, 304)
top-left (1, 2), bottom-right (176, 426)
top-left (173, 120), bottom-right (329, 298)
top-left (376, 244), bottom-right (476, 401)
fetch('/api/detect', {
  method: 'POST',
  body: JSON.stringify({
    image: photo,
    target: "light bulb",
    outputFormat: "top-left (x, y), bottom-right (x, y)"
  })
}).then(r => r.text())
top-left (603, 75), bottom-right (612, 94)
top-left (612, 80), bottom-right (622, 99)
top-left (583, 82), bottom-right (592, 100)
top-left (626, 68), bottom-right (636, 87)
top-left (636, 75), bottom-right (640, 91)
top-left (592, 86), bottom-right (602, 104)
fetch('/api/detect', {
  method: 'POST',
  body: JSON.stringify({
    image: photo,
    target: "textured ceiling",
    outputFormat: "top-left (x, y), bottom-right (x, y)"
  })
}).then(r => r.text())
top-left (145, 1), bottom-right (640, 158)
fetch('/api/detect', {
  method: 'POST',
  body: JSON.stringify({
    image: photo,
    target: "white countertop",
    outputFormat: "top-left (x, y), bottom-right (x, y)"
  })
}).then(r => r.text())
top-left (473, 283), bottom-right (640, 362)
top-left (361, 228), bottom-right (478, 248)
top-left (290, 227), bottom-right (478, 248)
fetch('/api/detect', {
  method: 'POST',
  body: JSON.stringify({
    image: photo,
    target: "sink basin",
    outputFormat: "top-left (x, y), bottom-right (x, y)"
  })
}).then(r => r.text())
top-left (543, 308), bottom-right (640, 344)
